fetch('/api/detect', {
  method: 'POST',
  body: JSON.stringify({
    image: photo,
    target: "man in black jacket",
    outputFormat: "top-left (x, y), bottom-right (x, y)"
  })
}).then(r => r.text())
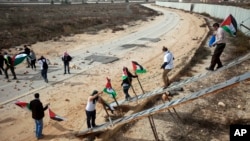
top-left (61, 51), bottom-right (72, 74)
top-left (29, 93), bottom-right (49, 140)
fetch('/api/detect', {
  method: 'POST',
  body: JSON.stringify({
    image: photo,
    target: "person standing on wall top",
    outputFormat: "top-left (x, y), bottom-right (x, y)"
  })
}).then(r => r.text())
top-left (85, 90), bottom-right (103, 130)
top-left (161, 46), bottom-right (174, 89)
top-left (121, 67), bottom-right (138, 101)
top-left (206, 22), bottom-right (226, 71)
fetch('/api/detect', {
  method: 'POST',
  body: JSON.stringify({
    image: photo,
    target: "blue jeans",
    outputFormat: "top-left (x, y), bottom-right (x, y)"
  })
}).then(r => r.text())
top-left (35, 119), bottom-right (43, 138)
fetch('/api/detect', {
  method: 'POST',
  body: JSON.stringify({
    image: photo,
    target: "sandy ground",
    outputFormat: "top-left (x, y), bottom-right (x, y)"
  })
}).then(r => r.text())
top-left (0, 5), bottom-right (210, 141)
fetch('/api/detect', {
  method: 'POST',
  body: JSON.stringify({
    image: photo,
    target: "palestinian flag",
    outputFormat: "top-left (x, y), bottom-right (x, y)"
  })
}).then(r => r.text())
top-left (49, 108), bottom-right (65, 122)
top-left (13, 53), bottom-right (27, 66)
top-left (15, 101), bottom-right (30, 111)
top-left (103, 77), bottom-right (117, 98)
top-left (132, 61), bottom-right (146, 74)
top-left (220, 14), bottom-right (237, 36)
top-left (122, 67), bottom-right (128, 80)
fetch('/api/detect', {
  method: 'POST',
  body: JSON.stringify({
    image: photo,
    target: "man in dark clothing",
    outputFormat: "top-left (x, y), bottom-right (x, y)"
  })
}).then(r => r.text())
top-left (0, 52), bottom-right (4, 75)
top-left (29, 93), bottom-right (49, 140)
top-left (61, 51), bottom-right (72, 74)
top-left (121, 67), bottom-right (137, 101)
top-left (24, 45), bottom-right (31, 68)
top-left (4, 52), bottom-right (17, 80)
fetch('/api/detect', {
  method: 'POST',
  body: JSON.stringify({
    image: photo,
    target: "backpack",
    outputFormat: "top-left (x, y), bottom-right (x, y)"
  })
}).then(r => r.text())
top-left (67, 55), bottom-right (72, 61)
top-left (42, 59), bottom-right (48, 69)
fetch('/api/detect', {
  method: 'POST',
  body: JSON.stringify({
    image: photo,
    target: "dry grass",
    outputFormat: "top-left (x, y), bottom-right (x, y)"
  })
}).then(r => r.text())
top-left (0, 3), bottom-right (159, 49)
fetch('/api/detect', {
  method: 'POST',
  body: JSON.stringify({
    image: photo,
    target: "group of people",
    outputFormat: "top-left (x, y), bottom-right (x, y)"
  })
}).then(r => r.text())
top-left (0, 51), bottom-right (17, 80)
top-left (17, 22), bottom-right (227, 139)
top-left (0, 45), bottom-right (73, 83)
top-left (82, 21), bottom-right (228, 132)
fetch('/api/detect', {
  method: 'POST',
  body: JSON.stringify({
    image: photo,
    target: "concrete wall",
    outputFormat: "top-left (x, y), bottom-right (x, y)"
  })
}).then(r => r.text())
top-left (156, 1), bottom-right (250, 36)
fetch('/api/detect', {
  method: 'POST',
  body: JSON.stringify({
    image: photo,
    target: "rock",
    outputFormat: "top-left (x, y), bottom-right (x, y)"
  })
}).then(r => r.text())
top-left (218, 102), bottom-right (226, 107)
top-left (237, 105), bottom-right (241, 109)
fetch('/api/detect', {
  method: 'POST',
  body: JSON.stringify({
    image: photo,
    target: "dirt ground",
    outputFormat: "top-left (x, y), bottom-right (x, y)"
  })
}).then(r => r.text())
top-left (0, 4), bottom-right (249, 141)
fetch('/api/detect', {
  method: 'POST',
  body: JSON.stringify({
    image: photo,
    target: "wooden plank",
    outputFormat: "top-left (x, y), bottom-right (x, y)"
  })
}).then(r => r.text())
top-left (112, 72), bottom-right (250, 127)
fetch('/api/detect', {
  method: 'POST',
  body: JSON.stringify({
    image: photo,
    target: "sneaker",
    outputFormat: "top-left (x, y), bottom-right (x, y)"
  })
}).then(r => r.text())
top-left (205, 67), bottom-right (214, 71)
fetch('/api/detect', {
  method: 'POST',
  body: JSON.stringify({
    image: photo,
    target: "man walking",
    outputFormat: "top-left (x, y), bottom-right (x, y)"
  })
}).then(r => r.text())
top-left (29, 93), bottom-right (49, 140)
top-left (121, 67), bottom-right (137, 101)
top-left (206, 23), bottom-right (226, 71)
top-left (4, 52), bottom-right (17, 80)
top-left (38, 56), bottom-right (48, 83)
top-left (161, 46), bottom-right (174, 89)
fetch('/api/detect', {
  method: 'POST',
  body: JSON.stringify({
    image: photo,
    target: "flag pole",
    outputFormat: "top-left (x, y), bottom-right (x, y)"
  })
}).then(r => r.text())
top-left (113, 96), bottom-right (120, 107)
top-left (130, 84), bottom-right (138, 99)
top-left (100, 98), bottom-right (114, 126)
top-left (135, 72), bottom-right (145, 94)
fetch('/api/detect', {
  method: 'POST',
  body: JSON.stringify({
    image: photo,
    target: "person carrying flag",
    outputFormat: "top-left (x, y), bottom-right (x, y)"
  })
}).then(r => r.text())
top-left (29, 93), bottom-right (49, 140)
top-left (85, 90), bottom-right (103, 129)
top-left (3, 52), bottom-right (17, 80)
top-left (24, 45), bottom-right (31, 68)
top-left (161, 46), bottom-right (174, 89)
top-left (121, 67), bottom-right (138, 101)
top-left (206, 23), bottom-right (226, 71)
